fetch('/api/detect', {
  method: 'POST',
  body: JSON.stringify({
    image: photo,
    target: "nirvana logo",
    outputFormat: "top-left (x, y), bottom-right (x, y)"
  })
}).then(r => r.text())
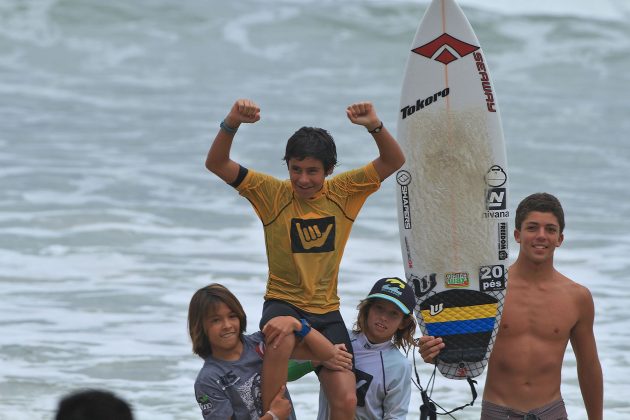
top-left (487, 188), bottom-right (506, 210)
top-left (483, 188), bottom-right (509, 219)
top-left (290, 216), bottom-right (335, 253)
top-left (483, 165), bottom-right (508, 219)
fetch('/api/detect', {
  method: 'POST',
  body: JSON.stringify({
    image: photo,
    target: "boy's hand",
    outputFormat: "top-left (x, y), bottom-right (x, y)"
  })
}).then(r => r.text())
top-left (321, 343), bottom-right (353, 371)
top-left (268, 385), bottom-right (292, 420)
top-left (225, 98), bottom-right (260, 127)
top-left (262, 316), bottom-right (301, 349)
top-left (346, 101), bottom-right (380, 131)
top-left (418, 335), bottom-right (445, 363)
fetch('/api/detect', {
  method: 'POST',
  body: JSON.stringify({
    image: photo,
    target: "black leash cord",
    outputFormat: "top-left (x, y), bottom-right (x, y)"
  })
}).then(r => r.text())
top-left (409, 344), bottom-right (477, 419)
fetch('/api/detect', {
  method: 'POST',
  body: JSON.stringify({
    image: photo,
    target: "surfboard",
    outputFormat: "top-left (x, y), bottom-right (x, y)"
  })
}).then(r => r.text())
top-left (395, 0), bottom-right (509, 380)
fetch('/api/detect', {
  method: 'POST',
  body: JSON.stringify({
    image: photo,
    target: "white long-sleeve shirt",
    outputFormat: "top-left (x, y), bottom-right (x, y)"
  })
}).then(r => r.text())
top-left (318, 330), bottom-right (412, 420)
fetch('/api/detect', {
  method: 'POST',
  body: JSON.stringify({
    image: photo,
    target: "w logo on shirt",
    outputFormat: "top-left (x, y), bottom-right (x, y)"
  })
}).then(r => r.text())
top-left (291, 216), bottom-right (335, 253)
top-left (354, 369), bottom-right (373, 407)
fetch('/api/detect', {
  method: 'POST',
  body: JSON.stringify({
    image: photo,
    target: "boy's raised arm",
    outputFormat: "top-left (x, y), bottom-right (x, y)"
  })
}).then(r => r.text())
top-left (346, 101), bottom-right (405, 181)
top-left (206, 99), bottom-right (260, 184)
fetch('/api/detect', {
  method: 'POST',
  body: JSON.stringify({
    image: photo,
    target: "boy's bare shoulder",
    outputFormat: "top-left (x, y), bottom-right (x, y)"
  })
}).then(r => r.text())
top-left (557, 271), bottom-right (593, 303)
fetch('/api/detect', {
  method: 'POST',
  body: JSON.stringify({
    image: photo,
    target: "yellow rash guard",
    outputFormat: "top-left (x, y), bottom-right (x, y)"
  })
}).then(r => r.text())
top-left (235, 163), bottom-right (380, 314)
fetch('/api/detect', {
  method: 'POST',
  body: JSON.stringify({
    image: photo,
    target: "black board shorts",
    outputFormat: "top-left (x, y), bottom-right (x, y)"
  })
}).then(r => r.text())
top-left (260, 299), bottom-right (355, 372)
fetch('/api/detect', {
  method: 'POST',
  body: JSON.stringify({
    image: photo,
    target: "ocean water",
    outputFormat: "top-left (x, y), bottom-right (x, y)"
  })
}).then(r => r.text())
top-left (1, 0), bottom-right (629, 419)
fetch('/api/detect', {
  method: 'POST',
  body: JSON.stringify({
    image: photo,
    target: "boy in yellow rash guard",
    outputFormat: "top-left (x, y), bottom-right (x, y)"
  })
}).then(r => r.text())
top-left (206, 98), bottom-right (405, 420)
top-left (237, 165), bottom-right (380, 314)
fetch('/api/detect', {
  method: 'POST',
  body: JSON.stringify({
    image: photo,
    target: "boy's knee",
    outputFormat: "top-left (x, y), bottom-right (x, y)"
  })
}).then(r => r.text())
top-left (329, 389), bottom-right (357, 409)
top-left (264, 334), bottom-right (296, 359)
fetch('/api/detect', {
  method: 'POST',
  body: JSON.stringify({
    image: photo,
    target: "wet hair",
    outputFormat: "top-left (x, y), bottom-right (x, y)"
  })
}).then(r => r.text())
top-left (283, 126), bottom-right (338, 173)
top-left (188, 283), bottom-right (247, 359)
top-left (515, 192), bottom-right (565, 233)
top-left (55, 389), bottom-right (133, 420)
top-left (352, 298), bottom-right (417, 351)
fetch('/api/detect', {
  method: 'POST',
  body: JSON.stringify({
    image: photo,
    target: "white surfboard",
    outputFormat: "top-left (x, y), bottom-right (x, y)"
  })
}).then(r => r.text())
top-left (396, 0), bottom-right (509, 379)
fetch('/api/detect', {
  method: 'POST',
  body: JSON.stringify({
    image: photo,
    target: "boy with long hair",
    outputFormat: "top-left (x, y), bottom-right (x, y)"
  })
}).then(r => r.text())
top-left (189, 283), bottom-right (351, 420)
top-left (317, 277), bottom-right (417, 419)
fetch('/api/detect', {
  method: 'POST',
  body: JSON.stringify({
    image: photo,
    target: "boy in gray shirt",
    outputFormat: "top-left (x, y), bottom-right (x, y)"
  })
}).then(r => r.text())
top-left (189, 284), bottom-right (352, 420)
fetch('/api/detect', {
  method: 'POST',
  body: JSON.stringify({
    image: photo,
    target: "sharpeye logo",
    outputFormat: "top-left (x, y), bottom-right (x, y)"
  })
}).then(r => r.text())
top-left (397, 170), bottom-right (412, 229)
top-left (412, 33), bottom-right (479, 65)
top-left (396, 170), bottom-right (411, 186)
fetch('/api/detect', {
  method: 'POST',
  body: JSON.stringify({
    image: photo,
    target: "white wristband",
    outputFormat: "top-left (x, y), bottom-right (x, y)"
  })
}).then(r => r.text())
top-left (266, 410), bottom-right (279, 420)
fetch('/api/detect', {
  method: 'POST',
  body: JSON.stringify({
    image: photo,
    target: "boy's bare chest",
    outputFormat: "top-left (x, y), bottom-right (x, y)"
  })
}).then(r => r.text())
top-left (498, 284), bottom-right (578, 341)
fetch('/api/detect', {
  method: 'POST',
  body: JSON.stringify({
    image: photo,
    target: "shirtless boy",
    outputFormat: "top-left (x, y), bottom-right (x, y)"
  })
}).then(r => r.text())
top-left (420, 192), bottom-right (603, 420)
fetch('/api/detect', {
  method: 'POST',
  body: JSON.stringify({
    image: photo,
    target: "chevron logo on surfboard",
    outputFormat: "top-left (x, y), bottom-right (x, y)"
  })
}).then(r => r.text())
top-left (412, 33), bottom-right (479, 65)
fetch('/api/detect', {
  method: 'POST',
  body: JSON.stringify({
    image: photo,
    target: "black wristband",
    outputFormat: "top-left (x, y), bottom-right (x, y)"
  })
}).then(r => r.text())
top-left (220, 119), bottom-right (238, 134)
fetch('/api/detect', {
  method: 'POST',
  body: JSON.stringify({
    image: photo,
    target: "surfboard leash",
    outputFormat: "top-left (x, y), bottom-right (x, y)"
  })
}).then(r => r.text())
top-left (409, 343), bottom-right (478, 419)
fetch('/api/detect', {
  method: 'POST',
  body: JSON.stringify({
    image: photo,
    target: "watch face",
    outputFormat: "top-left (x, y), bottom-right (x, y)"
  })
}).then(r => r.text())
top-left (369, 122), bottom-right (383, 133)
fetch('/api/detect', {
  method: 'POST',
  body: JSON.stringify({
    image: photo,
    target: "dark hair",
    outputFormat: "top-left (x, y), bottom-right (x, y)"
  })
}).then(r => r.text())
top-left (515, 192), bottom-right (565, 233)
top-left (55, 389), bottom-right (133, 420)
top-left (283, 127), bottom-right (338, 173)
top-left (188, 283), bottom-right (247, 359)
top-left (353, 298), bottom-right (417, 351)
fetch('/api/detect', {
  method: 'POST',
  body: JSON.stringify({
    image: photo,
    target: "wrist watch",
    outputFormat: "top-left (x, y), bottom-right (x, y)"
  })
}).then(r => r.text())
top-left (368, 121), bottom-right (383, 134)
top-left (294, 318), bottom-right (311, 338)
